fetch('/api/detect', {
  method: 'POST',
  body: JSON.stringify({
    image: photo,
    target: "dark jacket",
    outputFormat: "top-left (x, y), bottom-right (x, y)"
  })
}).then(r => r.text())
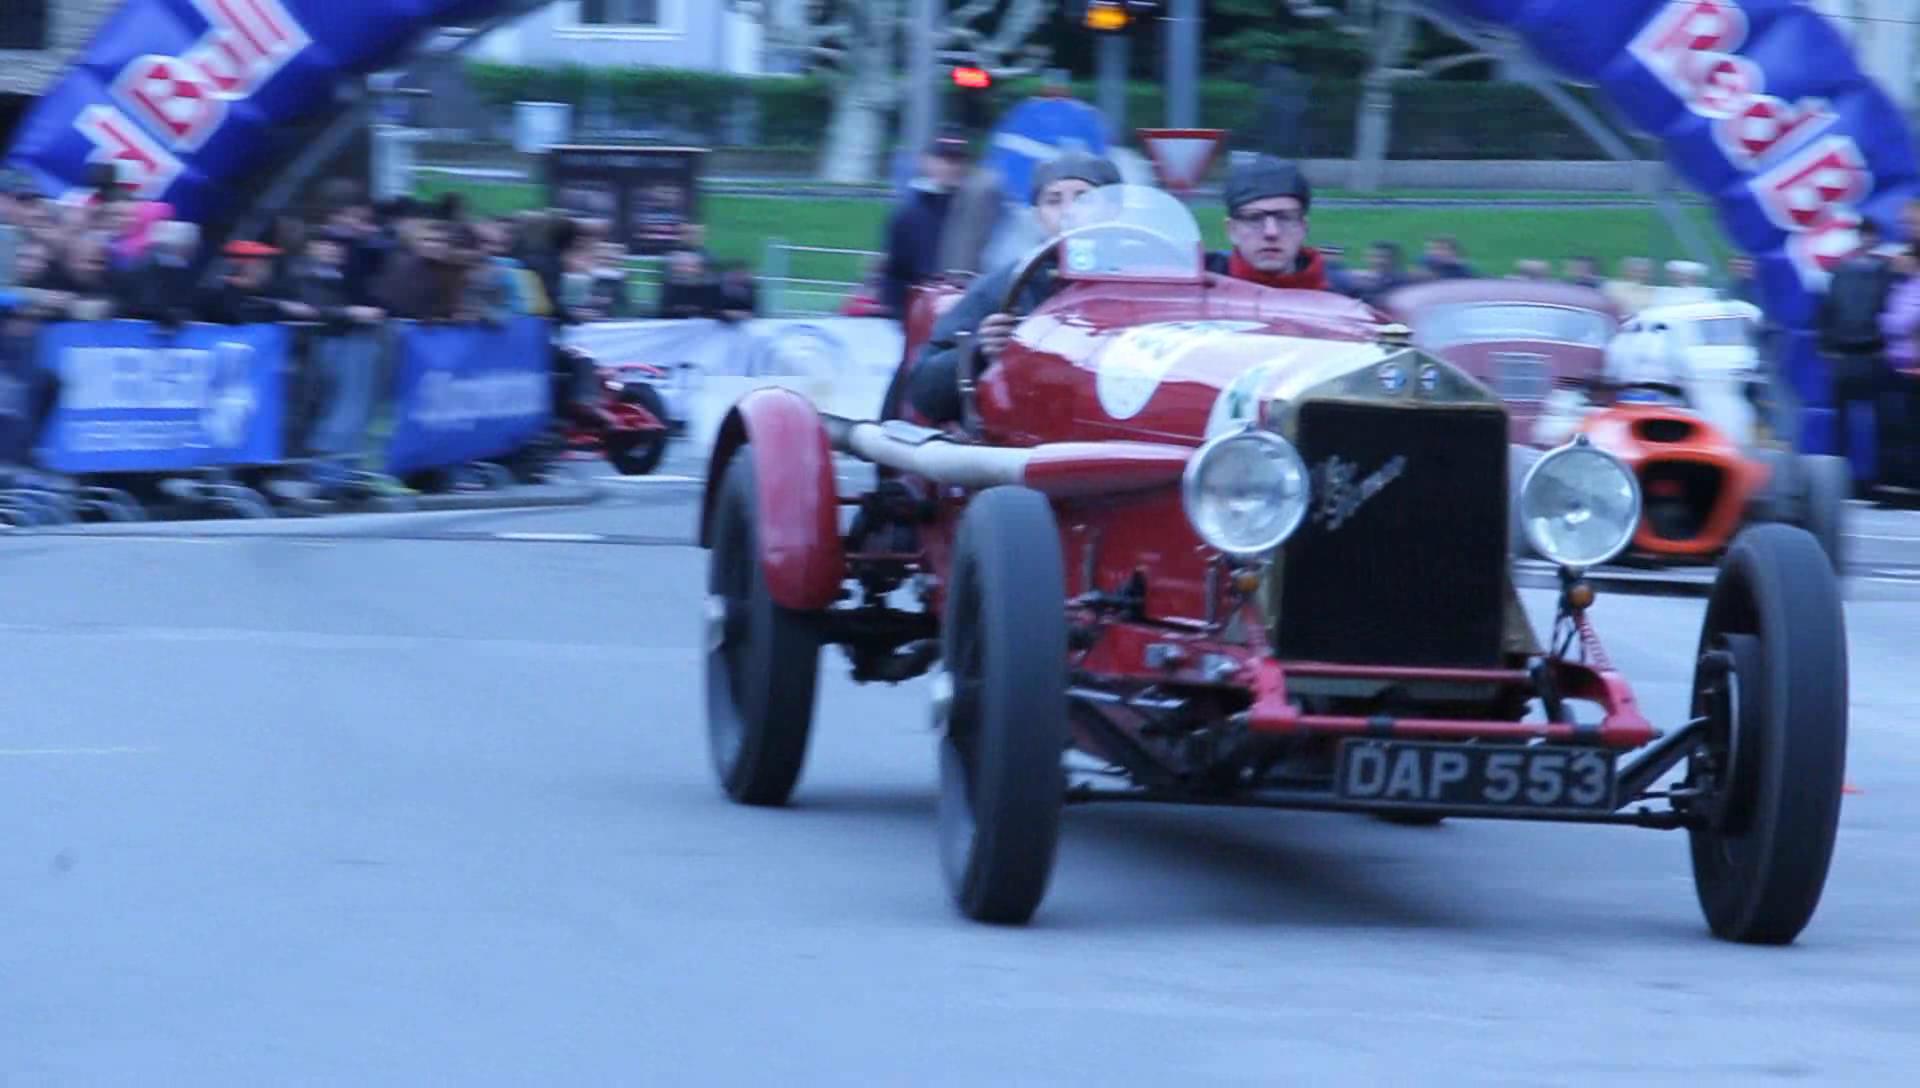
top-left (198, 281), bottom-right (286, 326)
top-left (657, 277), bottom-right (719, 320)
top-left (905, 261), bottom-right (1059, 424)
top-left (1817, 251), bottom-right (1895, 355)
top-left (116, 254), bottom-right (201, 326)
top-left (882, 184), bottom-right (955, 319)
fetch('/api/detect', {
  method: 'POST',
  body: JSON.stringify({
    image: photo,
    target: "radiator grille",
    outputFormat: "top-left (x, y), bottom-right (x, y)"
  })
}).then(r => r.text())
top-left (1274, 399), bottom-right (1511, 667)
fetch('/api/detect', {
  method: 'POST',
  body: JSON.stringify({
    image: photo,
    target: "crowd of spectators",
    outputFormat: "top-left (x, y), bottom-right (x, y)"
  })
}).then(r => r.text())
top-left (1323, 235), bottom-right (1744, 315)
top-left (0, 165), bottom-right (762, 494)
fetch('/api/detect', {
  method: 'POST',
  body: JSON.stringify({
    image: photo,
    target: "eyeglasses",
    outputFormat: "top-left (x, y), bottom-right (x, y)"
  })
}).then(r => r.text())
top-left (1230, 210), bottom-right (1305, 229)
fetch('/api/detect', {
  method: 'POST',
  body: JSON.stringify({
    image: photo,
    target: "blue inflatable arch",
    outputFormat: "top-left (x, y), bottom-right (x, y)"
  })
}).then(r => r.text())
top-left (6, 0), bottom-right (1915, 465)
top-left (1437, 0), bottom-right (1920, 468)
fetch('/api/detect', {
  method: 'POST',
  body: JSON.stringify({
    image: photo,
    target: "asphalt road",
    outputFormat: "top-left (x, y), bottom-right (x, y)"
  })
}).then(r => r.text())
top-left (6, 454), bottom-right (1920, 1084)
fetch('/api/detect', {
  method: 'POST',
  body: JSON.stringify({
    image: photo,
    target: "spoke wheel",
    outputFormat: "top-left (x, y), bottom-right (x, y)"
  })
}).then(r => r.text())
top-left (1684, 524), bottom-right (1848, 944)
top-left (704, 453), bottom-right (821, 806)
top-left (936, 486), bottom-right (1068, 925)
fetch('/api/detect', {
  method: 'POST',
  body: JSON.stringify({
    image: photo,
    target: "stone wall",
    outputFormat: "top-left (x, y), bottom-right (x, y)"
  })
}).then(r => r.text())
top-left (0, 0), bottom-right (120, 96)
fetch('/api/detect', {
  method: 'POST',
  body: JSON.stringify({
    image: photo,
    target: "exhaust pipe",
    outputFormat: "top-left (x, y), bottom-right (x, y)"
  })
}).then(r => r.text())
top-left (823, 415), bottom-right (1193, 499)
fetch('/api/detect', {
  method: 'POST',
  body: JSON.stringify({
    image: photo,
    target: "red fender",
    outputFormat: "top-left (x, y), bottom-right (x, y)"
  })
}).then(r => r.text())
top-left (699, 387), bottom-right (846, 612)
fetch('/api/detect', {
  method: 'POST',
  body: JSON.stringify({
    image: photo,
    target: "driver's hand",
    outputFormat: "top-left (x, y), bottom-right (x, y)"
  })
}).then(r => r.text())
top-left (978, 312), bottom-right (1019, 361)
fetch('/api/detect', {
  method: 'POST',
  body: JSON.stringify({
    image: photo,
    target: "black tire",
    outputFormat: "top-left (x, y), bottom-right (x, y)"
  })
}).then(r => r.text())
top-left (704, 453), bottom-right (821, 806)
top-left (1685, 524), bottom-right (1848, 945)
top-left (608, 384), bottom-right (671, 476)
top-left (1796, 454), bottom-right (1849, 574)
top-left (1743, 446), bottom-right (1799, 524)
top-left (937, 486), bottom-right (1069, 925)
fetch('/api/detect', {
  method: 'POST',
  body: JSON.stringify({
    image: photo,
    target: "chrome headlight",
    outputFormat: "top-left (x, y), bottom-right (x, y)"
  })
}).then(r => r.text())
top-left (1182, 428), bottom-right (1310, 558)
top-left (1519, 438), bottom-right (1641, 569)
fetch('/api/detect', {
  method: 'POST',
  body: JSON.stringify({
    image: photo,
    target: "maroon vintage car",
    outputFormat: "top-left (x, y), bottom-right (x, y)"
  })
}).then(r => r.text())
top-left (695, 186), bottom-right (1847, 944)
top-left (1376, 279), bottom-right (1621, 445)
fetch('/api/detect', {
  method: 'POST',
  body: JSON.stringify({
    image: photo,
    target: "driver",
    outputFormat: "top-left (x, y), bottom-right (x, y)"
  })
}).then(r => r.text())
top-left (902, 151), bottom-right (1123, 424)
top-left (1207, 156), bottom-right (1329, 290)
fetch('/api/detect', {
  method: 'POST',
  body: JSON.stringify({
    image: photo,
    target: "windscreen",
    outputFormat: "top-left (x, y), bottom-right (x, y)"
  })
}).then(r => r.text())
top-left (1415, 303), bottom-right (1615, 349)
top-left (1691, 316), bottom-right (1755, 347)
top-left (1055, 184), bottom-right (1204, 282)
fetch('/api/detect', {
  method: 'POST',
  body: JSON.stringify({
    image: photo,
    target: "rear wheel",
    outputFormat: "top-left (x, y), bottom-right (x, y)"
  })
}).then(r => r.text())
top-left (1796, 454), bottom-right (1849, 573)
top-left (1684, 525), bottom-right (1848, 944)
top-left (937, 486), bottom-right (1069, 925)
top-left (705, 453), bottom-right (821, 806)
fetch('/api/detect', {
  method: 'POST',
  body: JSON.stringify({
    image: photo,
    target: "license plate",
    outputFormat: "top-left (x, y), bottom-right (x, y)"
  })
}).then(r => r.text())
top-left (1335, 739), bottom-right (1617, 814)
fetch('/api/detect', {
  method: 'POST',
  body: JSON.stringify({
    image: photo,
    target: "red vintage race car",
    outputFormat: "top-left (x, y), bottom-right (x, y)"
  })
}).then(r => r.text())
top-left (696, 186), bottom-right (1848, 944)
top-left (558, 347), bottom-right (678, 476)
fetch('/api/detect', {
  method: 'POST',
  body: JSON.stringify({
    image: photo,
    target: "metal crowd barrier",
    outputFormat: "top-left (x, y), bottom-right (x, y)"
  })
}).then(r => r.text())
top-left (0, 315), bottom-right (565, 528)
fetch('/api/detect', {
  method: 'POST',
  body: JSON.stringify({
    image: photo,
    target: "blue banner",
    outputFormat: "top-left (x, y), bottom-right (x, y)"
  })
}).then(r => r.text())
top-left (1437, 0), bottom-right (1920, 472)
top-left (2, 0), bottom-right (509, 219)
top-left (0, 331), bottom-right (43, 466)
top-left (32, 320), bottom-right (286, 473)
top-left (385, 317), bottom-right (553, 475)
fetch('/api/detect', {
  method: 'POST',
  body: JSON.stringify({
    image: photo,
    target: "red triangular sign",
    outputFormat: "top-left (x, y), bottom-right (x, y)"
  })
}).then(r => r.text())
top-left (1137, 128), bottom-right (1227, 192)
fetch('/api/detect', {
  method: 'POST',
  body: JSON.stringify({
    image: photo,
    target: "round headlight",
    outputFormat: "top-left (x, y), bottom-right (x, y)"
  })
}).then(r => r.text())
top-left (1519, 439), bottom-right (1642, 569)
top-left (1182, 428), bottom-right (1311, 557)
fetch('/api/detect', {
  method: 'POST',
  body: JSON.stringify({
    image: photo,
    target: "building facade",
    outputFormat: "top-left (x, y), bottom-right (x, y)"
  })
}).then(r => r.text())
top-left (467, 0), bottom-right (768, 75)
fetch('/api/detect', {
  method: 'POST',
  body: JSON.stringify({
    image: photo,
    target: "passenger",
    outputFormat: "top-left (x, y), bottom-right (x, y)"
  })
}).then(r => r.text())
top-left (902, 151), bottom-right (1123, 424)
top-left (1206, 155), bottom-right (1330, 290)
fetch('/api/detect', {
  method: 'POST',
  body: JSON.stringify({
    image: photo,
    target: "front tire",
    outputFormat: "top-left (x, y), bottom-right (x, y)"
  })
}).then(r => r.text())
top-left (937, 486), bottom-right (1069, 925)
top-left (705, 453), bottom-right (821, 806)
top-left (1685, 524), bottom-right (1848, 944)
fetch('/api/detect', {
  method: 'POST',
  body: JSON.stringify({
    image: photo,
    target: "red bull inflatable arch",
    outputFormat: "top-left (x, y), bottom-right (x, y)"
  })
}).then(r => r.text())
top-left (6, 0), bottom-right (1917, 464)
top-left (1437, 0), bottom-right (1918, 468)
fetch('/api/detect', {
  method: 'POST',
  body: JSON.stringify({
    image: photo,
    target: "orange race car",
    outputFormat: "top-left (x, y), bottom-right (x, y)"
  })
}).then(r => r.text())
top-left (1521, 375), bottom-right (1849, 572)
top-left (1371, 282), bottom-right (1845, 573)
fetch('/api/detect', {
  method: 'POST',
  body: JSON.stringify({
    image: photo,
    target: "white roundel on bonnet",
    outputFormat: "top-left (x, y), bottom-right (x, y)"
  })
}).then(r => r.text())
top-left (1094, 321), bottom-right (1265, 420)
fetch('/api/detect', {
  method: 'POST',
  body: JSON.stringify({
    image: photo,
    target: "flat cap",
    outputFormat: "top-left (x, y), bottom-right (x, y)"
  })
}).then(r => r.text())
top-left (1224, 155), bottom-right (1312, 215)
top-left (1031, 151), bottom-right (1121, 202)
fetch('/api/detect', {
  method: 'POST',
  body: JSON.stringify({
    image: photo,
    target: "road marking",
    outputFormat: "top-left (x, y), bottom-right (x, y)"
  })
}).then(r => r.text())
top-left (492, 531), bottom-right (608, 542)
top-left (597, 474), bottom-right (701, 484)
top-left (1850, 533), bottom-right (1920, 543)
top-left (0, 624), bottom-right (702, 662)
top-left (0, 746), bottom-right (157, 757)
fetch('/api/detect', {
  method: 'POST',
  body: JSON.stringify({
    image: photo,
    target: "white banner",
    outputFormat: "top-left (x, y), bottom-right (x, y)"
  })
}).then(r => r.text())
top-left (565, 317), bottom-right (906, 456)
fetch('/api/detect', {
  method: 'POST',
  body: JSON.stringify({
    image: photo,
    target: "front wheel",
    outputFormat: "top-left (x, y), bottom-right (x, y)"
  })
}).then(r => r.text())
top-left (1685, 524), bottom-right (1848, 944)
top-left (937, 486), bottom-right (1069, 925)
top-left (705, 453), bottom-right (821, 806)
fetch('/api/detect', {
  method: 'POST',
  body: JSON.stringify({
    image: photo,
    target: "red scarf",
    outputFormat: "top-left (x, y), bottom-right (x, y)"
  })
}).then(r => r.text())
top-left (1228, 247), bottom-right (1328, 290)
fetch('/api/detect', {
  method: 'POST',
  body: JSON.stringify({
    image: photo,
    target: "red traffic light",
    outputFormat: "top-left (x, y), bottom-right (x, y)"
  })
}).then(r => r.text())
top-left (951, 65), bottom-right (992, 90)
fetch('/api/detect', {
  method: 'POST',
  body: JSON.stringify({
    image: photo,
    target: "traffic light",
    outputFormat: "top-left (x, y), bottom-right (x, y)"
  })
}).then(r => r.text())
top-left (951, 65), bottom-right (994, 129)
top-left (1083, 0), bottom-right (1157, 32)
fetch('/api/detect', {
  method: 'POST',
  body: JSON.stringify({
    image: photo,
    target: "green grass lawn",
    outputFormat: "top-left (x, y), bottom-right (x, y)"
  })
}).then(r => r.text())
top-left (418, 176), bottom-right (1731, 316)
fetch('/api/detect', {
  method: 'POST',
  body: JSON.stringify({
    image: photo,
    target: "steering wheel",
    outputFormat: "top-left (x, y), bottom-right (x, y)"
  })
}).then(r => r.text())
top-left (954, 223), bottom-right (1186, 432)
top-left (954, 236), bottom-right (1062, 434)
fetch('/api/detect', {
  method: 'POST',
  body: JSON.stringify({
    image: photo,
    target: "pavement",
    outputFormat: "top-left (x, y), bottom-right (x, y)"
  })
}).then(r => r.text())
top-left (5, 440), bottom-right (1920, 1084)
